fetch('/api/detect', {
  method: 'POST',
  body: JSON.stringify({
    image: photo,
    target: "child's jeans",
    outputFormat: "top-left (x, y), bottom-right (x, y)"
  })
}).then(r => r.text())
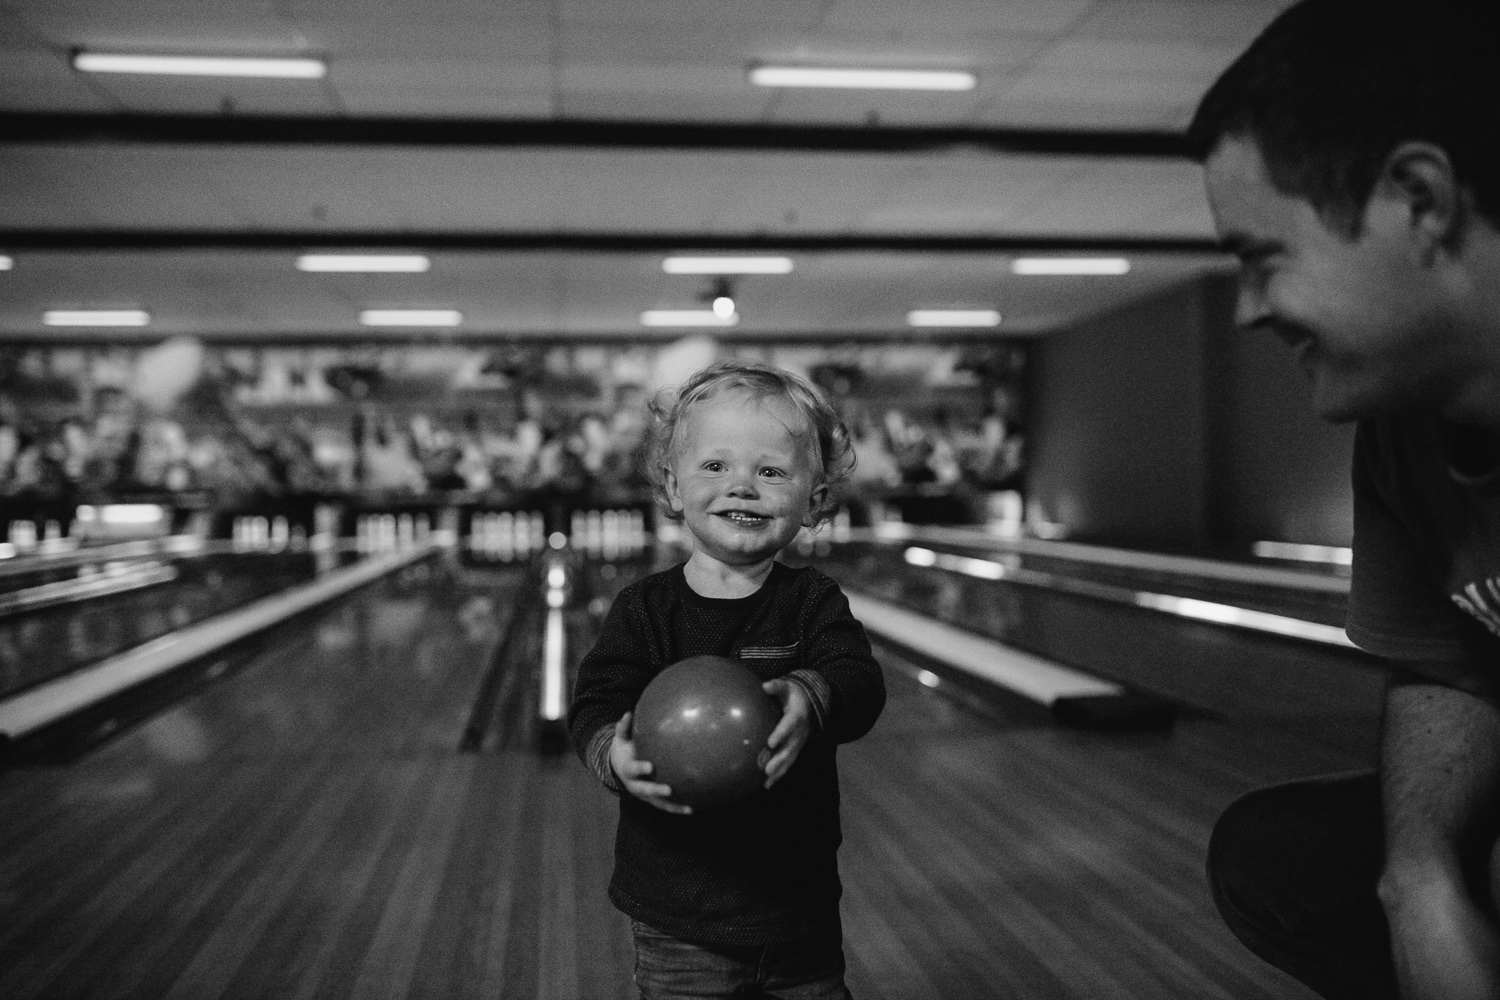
top-left (631, 918), bottom-right (853, 999)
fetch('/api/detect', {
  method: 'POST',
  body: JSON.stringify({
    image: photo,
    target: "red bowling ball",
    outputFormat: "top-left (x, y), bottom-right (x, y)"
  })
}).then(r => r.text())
top-left (632, 655), bottom-right (781, 809)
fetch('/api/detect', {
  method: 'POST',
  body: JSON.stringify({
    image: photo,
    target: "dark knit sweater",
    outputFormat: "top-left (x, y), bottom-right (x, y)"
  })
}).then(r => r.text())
top-left (567, 560), bottom-right (885, 946)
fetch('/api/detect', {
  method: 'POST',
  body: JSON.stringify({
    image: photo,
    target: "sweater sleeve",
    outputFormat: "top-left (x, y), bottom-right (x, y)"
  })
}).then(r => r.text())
top-left (794, 573), bottom-right (885, 744)
top-left (567, 578), bottom-right (660, 790)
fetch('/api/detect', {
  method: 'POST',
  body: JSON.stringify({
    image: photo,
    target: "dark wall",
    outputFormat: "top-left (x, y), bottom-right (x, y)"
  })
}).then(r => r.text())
top-left (1026, 273), bottom-right (1354, 551)
top-left (1201, 277), bottom-right (1356, 547)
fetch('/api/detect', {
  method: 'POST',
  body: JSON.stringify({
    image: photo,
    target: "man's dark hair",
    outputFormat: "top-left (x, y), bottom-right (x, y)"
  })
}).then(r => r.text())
top-left (1188, 0), bottom-right (1500, 233)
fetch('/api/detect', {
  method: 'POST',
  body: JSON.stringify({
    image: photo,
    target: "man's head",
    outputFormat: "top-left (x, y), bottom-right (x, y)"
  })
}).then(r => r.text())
top-left (1189, 0), bottom-right (1500, 236)
top-left (1192, 0), bottom-right (1498, 423)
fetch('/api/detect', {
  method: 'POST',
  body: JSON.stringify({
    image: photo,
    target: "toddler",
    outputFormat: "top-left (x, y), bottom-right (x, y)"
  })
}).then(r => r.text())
top-left (568, 360), bottom-right (885, 999)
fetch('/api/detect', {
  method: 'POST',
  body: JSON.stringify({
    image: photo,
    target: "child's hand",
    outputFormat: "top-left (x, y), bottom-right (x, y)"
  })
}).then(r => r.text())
top-left (761, 678), bottom-right (814, 789)
top-left (609, 712), bottom-right (693, 815)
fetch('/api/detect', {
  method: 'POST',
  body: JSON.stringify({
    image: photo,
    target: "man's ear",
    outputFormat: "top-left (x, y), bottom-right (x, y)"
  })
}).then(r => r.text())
top-left (1376, 140), bottom-right (1466, 257)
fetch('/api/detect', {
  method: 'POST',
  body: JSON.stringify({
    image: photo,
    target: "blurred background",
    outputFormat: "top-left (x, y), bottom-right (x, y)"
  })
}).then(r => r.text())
top-left (1, 0), bottom-right (1345, 560)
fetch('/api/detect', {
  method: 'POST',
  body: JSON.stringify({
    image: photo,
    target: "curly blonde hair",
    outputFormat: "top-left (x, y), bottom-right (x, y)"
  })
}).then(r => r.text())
top-left (642, 360), bottom-right (855, 527)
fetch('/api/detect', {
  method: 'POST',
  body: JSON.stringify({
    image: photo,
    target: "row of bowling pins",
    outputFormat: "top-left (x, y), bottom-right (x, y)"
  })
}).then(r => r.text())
top-left (231, 515), bottom-right (305, 551)
top-left (354, 512), bottom-right (431, 552)
top-left (468, 510), bottom-right (546, 561)
top-left (467, 508), bottom-right (651, 562)
top-left (4, 519), bottom-right (62, 552)
top-left (570, 508), bottom-right (650, 559)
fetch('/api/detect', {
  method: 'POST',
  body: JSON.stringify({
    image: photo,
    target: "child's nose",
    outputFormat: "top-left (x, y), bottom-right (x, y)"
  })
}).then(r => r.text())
top-left (726, 470), bottom-right (759, 496)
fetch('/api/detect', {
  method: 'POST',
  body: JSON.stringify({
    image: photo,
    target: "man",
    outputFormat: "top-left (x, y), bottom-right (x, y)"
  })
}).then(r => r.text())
top-left (1189, 2), bottom-right (1500, 998)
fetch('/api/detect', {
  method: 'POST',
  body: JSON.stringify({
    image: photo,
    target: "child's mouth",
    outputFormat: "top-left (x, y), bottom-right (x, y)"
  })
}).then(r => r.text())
top-left (717, 510), bottom-right (767, 525)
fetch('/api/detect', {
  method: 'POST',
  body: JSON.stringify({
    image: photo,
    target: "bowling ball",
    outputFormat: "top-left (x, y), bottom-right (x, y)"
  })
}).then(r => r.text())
top-left (632, 655), bottom-right (780, 810)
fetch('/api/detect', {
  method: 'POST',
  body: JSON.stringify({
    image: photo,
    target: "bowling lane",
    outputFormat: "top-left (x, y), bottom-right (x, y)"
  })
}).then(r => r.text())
top-left (1, 546), bottom-right (1346, 1000)
top-left (837, 643), bottom-right (1352, 999)
top-left (804, 539), bottom-right (1385, 749)
top-left (0, 547), bottom-right (366, 700)
top-left (845, 528), bottom-right (1350, 626)
top-left (0, 554), bottom-right (645, 1000)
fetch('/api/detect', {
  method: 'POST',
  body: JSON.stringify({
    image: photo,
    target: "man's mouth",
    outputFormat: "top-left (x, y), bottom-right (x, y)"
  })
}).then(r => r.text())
top-left (1274, 323), bottom-right (1316, 352)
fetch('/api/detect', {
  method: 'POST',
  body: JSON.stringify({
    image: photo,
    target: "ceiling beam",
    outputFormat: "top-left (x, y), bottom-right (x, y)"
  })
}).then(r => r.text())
top-left (0, 229), bottom-right (1220, 253)
top-left (0, 328), bottom-right (1037, 348)
top-left (0, 112), bottom-right (1192, 158)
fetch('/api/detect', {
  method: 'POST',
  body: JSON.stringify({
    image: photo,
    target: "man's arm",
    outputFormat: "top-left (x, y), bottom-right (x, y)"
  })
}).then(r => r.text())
top-left (1378, 671), bottom-right (1500, 1000)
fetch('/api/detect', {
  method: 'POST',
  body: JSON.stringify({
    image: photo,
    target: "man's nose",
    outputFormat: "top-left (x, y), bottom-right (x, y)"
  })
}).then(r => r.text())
top-left (1234, 275), bottom-right (1272, 331)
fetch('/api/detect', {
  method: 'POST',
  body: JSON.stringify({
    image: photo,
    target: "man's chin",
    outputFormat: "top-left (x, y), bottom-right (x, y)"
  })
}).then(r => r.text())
top-left (1308, 381), bottom-right (1382, 424)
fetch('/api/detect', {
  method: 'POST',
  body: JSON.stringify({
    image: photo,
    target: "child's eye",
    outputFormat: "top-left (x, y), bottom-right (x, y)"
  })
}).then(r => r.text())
top-left (761, 467), bottom-right (787, 479)
top-left (703, 460), bottom-right (725, 472)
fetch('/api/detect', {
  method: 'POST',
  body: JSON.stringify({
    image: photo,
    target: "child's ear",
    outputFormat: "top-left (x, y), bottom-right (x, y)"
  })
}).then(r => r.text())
top-left (664, 468), bottom-right (684, 513)
top-left (805, 483), bottom-right (829, 524)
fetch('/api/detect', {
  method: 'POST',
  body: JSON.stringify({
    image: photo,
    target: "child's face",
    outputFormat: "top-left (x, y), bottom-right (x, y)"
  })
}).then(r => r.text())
top-left (666, 389), bottom-right (824, 569)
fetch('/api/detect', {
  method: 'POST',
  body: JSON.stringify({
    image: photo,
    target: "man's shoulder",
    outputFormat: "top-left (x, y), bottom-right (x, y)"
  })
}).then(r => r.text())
top-left (1355, 412), bottom-right (1449, 481)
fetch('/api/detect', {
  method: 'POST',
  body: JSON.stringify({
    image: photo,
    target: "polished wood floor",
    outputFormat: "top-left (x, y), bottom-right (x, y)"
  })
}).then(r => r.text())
top-left (0, 555), bottom-right (1381, 999)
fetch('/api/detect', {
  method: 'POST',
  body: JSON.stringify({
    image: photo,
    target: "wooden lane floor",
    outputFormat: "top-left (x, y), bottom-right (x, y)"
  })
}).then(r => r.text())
top-left (841, 643), bottom-right (1373, 999)
top-left (0, 553), bottom-right (1373, 998)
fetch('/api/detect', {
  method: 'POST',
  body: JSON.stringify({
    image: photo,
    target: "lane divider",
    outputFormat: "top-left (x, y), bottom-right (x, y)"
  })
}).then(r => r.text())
top-left (0, 560), bottom-right (179, 618)
top-left (845, 590), bottom-right (1122, 705)
top-left (0, 542), bottom-right (436, 742)
top-left (902, 545), bottom-right (1356, 648)
top-left (850, 524), bottom-right (1351, 595)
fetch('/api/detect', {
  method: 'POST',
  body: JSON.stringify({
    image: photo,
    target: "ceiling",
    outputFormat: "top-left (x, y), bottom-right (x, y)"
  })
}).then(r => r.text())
top-left (0, 0), bottom-right (1284, 344)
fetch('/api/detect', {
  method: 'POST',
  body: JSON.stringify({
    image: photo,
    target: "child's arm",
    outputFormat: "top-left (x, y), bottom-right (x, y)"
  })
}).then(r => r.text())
top-left (761, 676), bottom-right (815, 788)
top-left (566, 579), bottom-right (693, 814)
top-left (758, 574), bottom-right (887, 786)
top-left (607, 712), bottom-right (693, 815)
top-left (788, 575), bottom-right (887, 744)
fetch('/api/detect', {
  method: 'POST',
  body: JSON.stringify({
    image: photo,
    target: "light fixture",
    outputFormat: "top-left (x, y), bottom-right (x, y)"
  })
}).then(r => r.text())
top-left (906, 309), bottom-right (1001, 328)
top-left (72, 52), bottom-right (327, 78)
top-left (0, 255), bottom-right (12, 271)
top-left (44, 309), bottom-right (151, 327)
top-left (297, 254), bottom-right (430, 273)
top-left (1252, 541), bottom-right (1353, 566)
top-left (662, 256), bottom-right (794, 275)
top-left (358, 309), bottom-right (462, 327)
top-left (750, 66), bottom-right (976, 91)
top-left (703, 277), bottom-right (736, 319)
top-left (1011, 257), bottom-right (1131, 276)
top-left (639, 310), bottom-right (739, 328)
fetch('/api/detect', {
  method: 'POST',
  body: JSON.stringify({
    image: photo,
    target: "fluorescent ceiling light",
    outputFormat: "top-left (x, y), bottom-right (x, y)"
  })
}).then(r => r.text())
top-left (44, 309), bottom-right (151, 327)
top-left (73, 53), bottom-right (327, 78)
top-left (298, 254), bottom-right (430, 273)
top-left (750, 66), bottom-right (976, 91)
top-left (907, 309), bottom-right (1001, 328)
top-left (359, 309), bottom-right (462, 327)
top-left (0, 255), bottom-right (12, 271)
top-left (639, 310), bottom-right (740, 328)
top-left (1011, 257), bottom-right (1131, 275)
top-left (662, 256), bottom-right (794, 275)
